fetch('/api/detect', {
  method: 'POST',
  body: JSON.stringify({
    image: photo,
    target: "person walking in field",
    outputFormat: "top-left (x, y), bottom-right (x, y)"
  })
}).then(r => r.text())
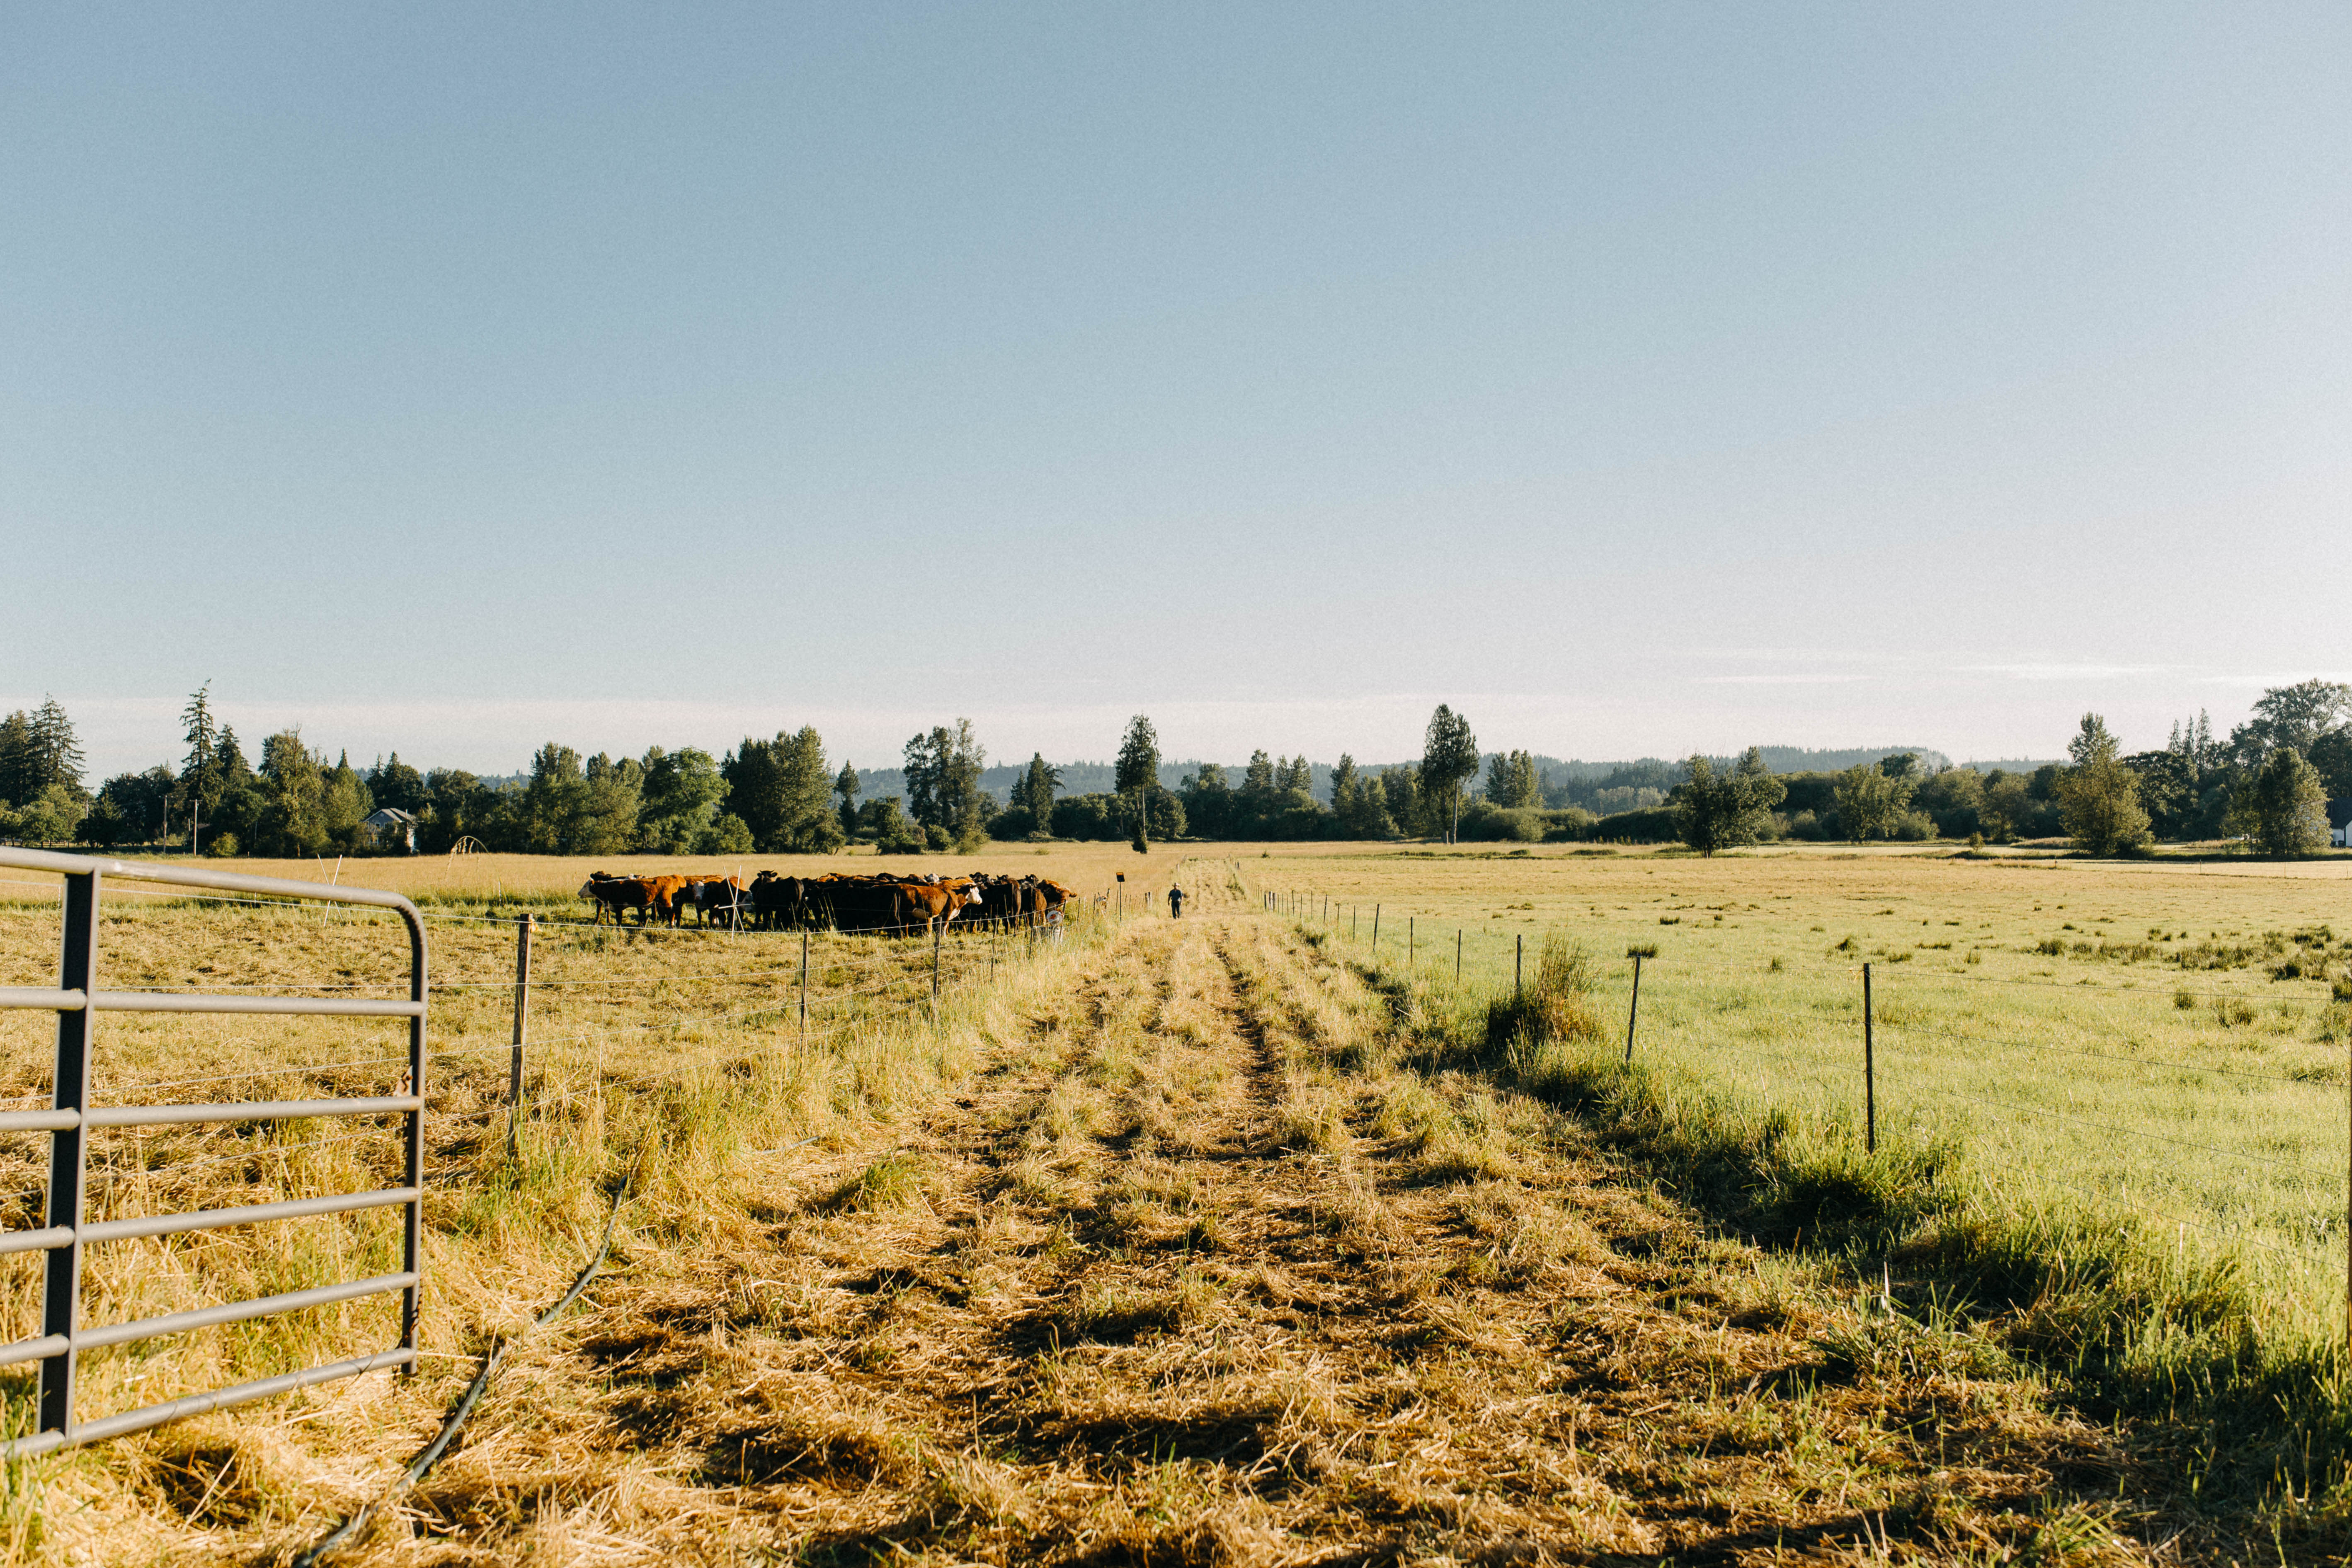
top-left (1168, 885), bottom-right (1184, 919)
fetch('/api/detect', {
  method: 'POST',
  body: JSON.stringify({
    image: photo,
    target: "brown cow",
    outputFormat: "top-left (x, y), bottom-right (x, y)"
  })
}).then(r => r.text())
top-left (579, 874), bottom-right (659, 925)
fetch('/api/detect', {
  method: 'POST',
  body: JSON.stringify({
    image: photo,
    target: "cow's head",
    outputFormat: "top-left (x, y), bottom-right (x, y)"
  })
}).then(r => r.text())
top-left (577, 880), bottom-right (600, 900)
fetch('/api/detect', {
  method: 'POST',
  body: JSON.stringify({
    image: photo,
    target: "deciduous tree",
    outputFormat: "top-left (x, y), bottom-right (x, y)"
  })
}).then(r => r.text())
top-left (1673, 747), bottom-right (1785, 855)
top-left (2055, 713), bottom-right (2151, 855)
top-left (1834, 761), bottom-right (1912, 842)
top-left (2243, 746), bottom-right (2330, 856)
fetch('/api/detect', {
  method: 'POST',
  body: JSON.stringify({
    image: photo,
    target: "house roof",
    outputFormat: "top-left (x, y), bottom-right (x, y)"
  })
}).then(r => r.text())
top-left (364, 807), bottom-right (419, 828)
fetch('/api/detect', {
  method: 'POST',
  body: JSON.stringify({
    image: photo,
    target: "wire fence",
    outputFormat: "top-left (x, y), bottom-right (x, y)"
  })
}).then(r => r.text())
top-left (1264, 882), bottom-right (2352, 1339)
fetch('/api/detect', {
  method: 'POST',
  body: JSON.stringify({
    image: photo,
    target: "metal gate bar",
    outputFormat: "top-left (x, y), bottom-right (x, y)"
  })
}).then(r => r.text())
top-left (0, 847), bottom-right (428, 1459)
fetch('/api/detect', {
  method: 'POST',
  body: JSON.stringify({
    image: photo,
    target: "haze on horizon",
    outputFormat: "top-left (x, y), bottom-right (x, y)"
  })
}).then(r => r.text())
top-left (5, 5), bottom-right (2346, 782)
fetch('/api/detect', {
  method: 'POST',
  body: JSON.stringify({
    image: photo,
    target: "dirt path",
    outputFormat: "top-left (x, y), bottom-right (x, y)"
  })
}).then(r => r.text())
top-left (407, 914), bottom-right (2136, 1566)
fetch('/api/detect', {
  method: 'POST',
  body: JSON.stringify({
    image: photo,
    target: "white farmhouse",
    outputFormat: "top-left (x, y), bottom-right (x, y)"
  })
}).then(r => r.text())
top-left (361, 806), bottom-right (419, 853)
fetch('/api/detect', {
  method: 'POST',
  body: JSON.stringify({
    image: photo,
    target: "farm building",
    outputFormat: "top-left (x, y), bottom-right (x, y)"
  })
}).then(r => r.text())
top-left (2333, 798), bottom-right (2351, 848)
top-left (361, 806), bottom-right (419, 853)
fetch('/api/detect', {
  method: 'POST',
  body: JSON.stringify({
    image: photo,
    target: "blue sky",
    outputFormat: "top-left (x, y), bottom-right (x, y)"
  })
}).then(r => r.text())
top-left (5, 4), bottom-right (2347, 779)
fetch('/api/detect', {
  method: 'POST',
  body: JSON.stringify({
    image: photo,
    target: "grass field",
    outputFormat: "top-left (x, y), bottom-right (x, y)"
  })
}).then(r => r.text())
top-left (1242, 842), bottom-right (2352, 1327)
top-left (0, 840), bottom-right (2346, 1561)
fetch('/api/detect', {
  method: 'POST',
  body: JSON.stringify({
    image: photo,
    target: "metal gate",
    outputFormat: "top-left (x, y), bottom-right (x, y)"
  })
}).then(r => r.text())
top-left (0, 847), bottom-right (427, 1458)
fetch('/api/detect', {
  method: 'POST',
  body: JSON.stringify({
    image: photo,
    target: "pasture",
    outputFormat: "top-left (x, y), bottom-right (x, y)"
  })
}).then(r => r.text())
top-left (1244, 840), bottom-right (2352, 1336)
top-left (0, 841), bottom-right (2345, 1561)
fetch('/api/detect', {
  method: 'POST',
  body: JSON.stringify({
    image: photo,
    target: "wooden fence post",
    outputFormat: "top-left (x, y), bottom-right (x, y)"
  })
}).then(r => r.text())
top-left (507, 913), bottom-right (532, 1162)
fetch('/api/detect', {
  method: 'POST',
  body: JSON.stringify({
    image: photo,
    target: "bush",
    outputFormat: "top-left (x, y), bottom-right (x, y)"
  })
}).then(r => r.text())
top-left (1457, 802), bottom-right (1545, 842)
top-left (1591, 805), bottom-right (1680, 843)
top-left (203, 830), bottom-right (240, 858)
top-left (924, 824), bottom-right (950, 851)
top-left (693, 812), bottom-right (754, 855)
top-left (1540, 806), bottom-right (1597, 842)
top-left (987, 805), bottom-right (1038, 840)
top-left (1891, 810), bottom-right (1937, 842)
top-left (74, 797), bottom-right (129, 846)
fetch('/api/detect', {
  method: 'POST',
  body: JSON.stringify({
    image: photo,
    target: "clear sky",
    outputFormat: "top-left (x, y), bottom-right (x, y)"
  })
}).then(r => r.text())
top-left (5, 4), bottom-right (2347, 781)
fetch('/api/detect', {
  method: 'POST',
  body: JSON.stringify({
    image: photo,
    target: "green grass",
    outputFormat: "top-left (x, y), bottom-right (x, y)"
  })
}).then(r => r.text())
top-left (1268, 844), bottom-right (2352, 1521)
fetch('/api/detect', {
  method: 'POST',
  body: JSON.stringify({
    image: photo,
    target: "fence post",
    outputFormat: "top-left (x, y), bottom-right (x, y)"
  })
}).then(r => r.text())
top-left (932, 919), bottom-right (943, 1020)
top-left (507, 913), bottom-right (532, 1162)
top-left (1373, 905), bottom-right (1381, 948)
top-left (39, 865), bottom-right (101, 1441)
top-left (1624, 951), bottom-right (1642, 1065)
top-left (1863, 962), bottom-right (1877, 1154)
top-left (1409, 916), bottom-right (1414, 967)
top-left (799, 930), bottom-right (810, 1042)
top-left (1455, 929), bottom-right (1462, 985)
top-left (1515, 934), bottom-right (1523, 1004)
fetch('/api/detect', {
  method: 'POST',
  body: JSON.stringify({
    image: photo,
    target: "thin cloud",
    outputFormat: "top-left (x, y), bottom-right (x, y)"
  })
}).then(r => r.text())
top-left (1962, 663), bottom-right (2175, 682)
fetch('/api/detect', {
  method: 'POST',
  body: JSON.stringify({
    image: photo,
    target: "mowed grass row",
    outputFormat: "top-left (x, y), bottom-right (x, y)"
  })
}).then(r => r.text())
top-left (1250, 846), bottom-right (2352, 1339)
top-left (0, 858), bottom-right (1128, 1558)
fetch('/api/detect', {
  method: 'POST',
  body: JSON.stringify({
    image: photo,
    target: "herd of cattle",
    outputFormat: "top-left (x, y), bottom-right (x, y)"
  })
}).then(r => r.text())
top-left (577, 870), bottom-right (1077, 934)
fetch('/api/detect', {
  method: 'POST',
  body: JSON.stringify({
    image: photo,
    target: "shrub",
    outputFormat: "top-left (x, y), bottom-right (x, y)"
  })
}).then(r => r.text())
top-left (202, 831), bottom-right (240, 858)
top-left (1457, 802), bottom-right (1545, 842)
top-left (693, 813), bottom-right (754, 855)
top-left (1540, 806), bottom-right (1597, 842)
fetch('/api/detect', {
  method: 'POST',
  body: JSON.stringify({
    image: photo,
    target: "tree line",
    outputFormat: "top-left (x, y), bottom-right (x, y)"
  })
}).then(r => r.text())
top-left (4, 681), bottom-right (2344, 858)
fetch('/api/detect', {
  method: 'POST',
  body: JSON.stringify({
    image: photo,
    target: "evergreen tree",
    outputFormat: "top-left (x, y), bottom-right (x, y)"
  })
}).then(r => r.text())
top-left (834, 761), bottom-right (862, 836)
top-left (1115, 715), bottom-right (1159, 848)
top-left (902, 730), bottom-right (943, 828)
top-left (177, 683), bottom-right (222, 852)
top-left (520, 743), bottom-right (589, 853)
top-left (1329, 755), bottom-right (1358, 816)
top-left (2055, 713), bottom-right (2151, 855)
top-left (368, 752), bottom-right (427, 812)
top-left (0, 711), bottom-right (34, 805)
top-left (1420, 705), bottom-right (1479, 841)
top-left (322, 750), bottom-right (373, 848)
top-left (1020, 753), bottom-right (1061, 833)
top-left (577, 751), bottom-right (643, 855)
top-left (1484, 749), bottom-right (1540, 809)
top-left (28, 699), bottom-right (83, 795)
top-left (777, 726), bottom-right (846, 852)
top-left (1241, 750), bottom-right (1276, 803)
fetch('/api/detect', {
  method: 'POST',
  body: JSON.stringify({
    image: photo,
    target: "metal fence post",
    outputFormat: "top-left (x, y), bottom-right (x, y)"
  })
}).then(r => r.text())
top-left (1455, 929), bottom-right (1462, 985)
top-left (931, 919), bottom-right (943, 1020)
top-left (402, 879), bottom-right (428, 1368)
top-left (507, 913), bottom-right (532, 1162)
top-left (39, 865), bottom-right (101, 1441)
top-left (1863, 962), bottom-right (1877, 1154)
top-left (1624, 952), bottom-right (1642, 1064)
top-left (1409, 916), bottom-right (1414, 968)
top-left (1515, 934), bottom-right (1523, 1005)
